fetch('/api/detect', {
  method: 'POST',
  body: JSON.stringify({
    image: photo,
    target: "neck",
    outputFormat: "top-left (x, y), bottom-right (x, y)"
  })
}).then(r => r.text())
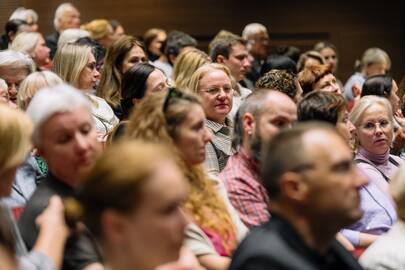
top-left (272, 204), bottom-right (337, 254)
top-left (106, 247), bottom-right (147, 270)
top-left (358, 146), bottom-right (389, 165)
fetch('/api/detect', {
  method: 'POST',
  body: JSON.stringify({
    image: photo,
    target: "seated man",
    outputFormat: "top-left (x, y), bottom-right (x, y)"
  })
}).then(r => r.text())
top-left (220, 90), bottom-right (297, 228)
top-left (18, 85), bottom-right (104, 270)
top-left (230, 122), bottom-right (367, 270)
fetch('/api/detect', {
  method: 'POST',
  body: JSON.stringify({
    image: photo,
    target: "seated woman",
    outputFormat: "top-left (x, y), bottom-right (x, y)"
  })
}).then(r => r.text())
top-left (53, 43), bottom-right (119, 141)
top-left (66, 140), bottom-right (193, 270)
top-left (296, 50), bottom-right (325, 72)
top-left (9, 32), bottom-right (51, 71)
top-left (143, 28), bottom-right (166, 62)
top-left (0, 104), bottom-right (68, 270)
top-left (360, 164), bottom-right (405, 269)
top-left (120, 63), bottom-right (168, 120)
top-left (188, 63), bottom-right (235, 176)
top-left (81, 19), bottom-right (116, 49)
top-left (96, 35), bottom-right (147, 117)
top-left (346, 95), bottom-right (404, 247)
top-left (125, 89), bottom-right (247, 270)
top-left (298, 64), bottom-right (341, 95)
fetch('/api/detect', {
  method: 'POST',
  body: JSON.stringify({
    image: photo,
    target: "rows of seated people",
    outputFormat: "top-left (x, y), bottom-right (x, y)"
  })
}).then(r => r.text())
top-left (0, 3), bottom-right (405, 270)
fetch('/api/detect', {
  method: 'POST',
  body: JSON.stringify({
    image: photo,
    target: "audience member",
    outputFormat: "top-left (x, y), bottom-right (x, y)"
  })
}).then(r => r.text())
top-left (57, 28), bottom-right (90, 47)
top-left (154, 30), bottom-right (197, 80)
top-left (125, 89), bottom-right (247, 270)
top-left (256, 69), bottom-right (303, 102)
top-left (109, 20), bottom-right (125, 40)
top-left (229, 123), bottom-right (367, 270)
top-left (18, 85), bottom-right (103, 270)
top-left (298, 64), bottom-right (341, 95)
top-left (0, 50), bottom-right (34, 105)
top-left (209, 33), bottom-right (252, 118)
top-left (360, 164), bottom-right (405, 269)
top-left (189, 63), bottom-right (235, 176)
top-left (81, 19), bottom-right (116, 49)
top-left (0, 19), bottom-right (30, 50)
top-left (314, 42), bottom-right (339, 74)
top-left (97, 35), bottom-right (147, 116)
top-left (173, 47), bottom-right (211, 90)
top-left (10, 32), bottom-right (51, 71)
top-left (121, 63), bottom-right (168, 120)
top-left (296, 50), bottom-right (325, 72)
top-left (221, 90), bottom-right (297, 228)
top-left (9, 7), bottom-right (39, 32)
top-left (53, 43), bottom-right (118, 140)
top-left (46, 3), bottom-right (81, 59)
top-left (0, 103), bottom-right (68, 270)
top-left (143, 28), bottom-right (166, 62)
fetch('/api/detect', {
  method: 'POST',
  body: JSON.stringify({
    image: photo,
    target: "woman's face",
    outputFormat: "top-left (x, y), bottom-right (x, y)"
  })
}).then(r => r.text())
top-left (320, 47), bottom-right (338, 73)
top-left (198, 69), bottom-right (233, 124)
top-left (116, 159), bottom-right (188, 269)
top-left (144, 69), bottom-right (168, 96)
top-left (149, 32), bottom-right (166, 57)
top-left (174, 104), bottom-right (212, 166)
top-left (33, 36), bottom-right (50, 68)
top-left (336, 109), bottom-right (356, 149)
top-left (389, 79), bottom-right (400, 113)
top-left (356, 103), bottom-right (393, 155)
top-left (121, 45), bottom-right (147, 74)
top-left (78, 53), bottom-right (100, 90)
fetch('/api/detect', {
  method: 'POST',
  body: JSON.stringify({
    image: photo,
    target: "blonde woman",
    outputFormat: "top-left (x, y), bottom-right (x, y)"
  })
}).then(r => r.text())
top-left (9, 32), bottom-right (51, 70)
top-left (81, 19), bottom-right (116, 49)
top-left (53, 43), bottom-right (118, 140)
top-left (173, 47), bottom-right (211, 90)
top-left (0, 104), bottom-right (68, 270)
top-left (17, 71), bottom-right (63, 110)
top-left (188, 63), bottom-right (235, 176)
top-left (125, 90), bottom-right (247, 270)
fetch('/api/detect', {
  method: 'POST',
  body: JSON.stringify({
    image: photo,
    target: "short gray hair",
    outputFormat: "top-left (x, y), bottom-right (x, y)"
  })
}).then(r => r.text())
top-left (350, 95), bottom-right (393, 128)
top-left (9, 32), bottom-right (42, 55)
top-left (58, 28), bottom-right (90, 47)
top-left (0, 50), bottom-right (35, 74)
top-left (26, 84), bottom-right (92, 146)
top-left (54, 2), bottom-right (76, 31)
top-left (242, 23), bottom-right (268, 40)
top-left (9, 7), bottom-right (38, 22)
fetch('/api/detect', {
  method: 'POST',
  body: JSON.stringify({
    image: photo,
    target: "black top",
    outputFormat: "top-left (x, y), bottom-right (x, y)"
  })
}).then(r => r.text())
top-left (18, 173), bottom-right (102, 270)
top-left (45, 32), bottom-right (60, 60)
top-left (229, 214), bottom-right (363, 270)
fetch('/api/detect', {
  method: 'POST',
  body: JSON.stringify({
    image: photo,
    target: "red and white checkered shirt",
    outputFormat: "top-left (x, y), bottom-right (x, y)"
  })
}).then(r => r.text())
top-left (220, 148), bottom-right (270, 228)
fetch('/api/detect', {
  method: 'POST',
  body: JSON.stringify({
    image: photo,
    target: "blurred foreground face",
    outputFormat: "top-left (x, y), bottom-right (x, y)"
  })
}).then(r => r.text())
top-left (38, 106), bottom-right (101, 185)
top-left (116, 158), bottom-right (189, 269)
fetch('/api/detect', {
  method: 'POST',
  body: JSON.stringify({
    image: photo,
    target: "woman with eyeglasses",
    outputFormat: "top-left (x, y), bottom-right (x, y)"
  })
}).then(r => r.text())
top-left (125, 89), bottom-right (247, 270)
top-left (188, 63), bottom-right (235, 177)
top-left (53, 43), bottom-right (118, 142)
top-left (343, 95), bottom-right (404, 248)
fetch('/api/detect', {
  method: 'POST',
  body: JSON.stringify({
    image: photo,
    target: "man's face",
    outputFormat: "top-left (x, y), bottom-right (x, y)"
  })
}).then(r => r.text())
top-left (37, 107), bottom-right (101, 186)
top-left (248, 31), bottom-right (269, 60)
top-left (59, 7), bottom-right (81, 31)
top-left (250, 93), bottom-right (297, 160)
top-left (222, 43), bottom-right (251, 82)
top-left (300, 130), bottom-right (368, 227)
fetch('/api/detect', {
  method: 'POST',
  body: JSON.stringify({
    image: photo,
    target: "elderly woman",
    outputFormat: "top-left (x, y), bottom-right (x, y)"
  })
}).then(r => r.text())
top-left (298, 64), bottom-right (341, 95)
top-left (360, 164), bottom-right (405, 269)
top-left (0, 50), bottom-right (34, 104)
top-left (188, 63), bottom-right (235, 176)
top-left (0, 104), bottom-right (68, 270)
top-left (125, 89), bottom-right (247, 270)
top-left (66, 140), bottom-right (193, 270)
top-left (53, 43), bottom-right (118, 140)
top-left (120, 63), bottom-right (168, 120)
top-left (18, 85), bottom-right (103, 270)
top-left (9, 7), bottom-right (39, 32)
top-left (96, 35), bottom-right (147, 116)
top-left (10, 32), bottom-right (51, 71)
top-left (342, 95), bottom-right (404, 247)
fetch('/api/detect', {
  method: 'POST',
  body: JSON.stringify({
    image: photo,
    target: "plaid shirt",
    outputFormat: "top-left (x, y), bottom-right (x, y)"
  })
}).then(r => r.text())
top-left (204, 118), bottom-right (234, 177)
top-left (220, 148), bottom-right (270, 228)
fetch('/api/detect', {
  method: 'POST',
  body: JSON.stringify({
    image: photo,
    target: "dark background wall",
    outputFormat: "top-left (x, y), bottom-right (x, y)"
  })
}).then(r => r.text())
top-left (1, 0), bottom-right (404, 82)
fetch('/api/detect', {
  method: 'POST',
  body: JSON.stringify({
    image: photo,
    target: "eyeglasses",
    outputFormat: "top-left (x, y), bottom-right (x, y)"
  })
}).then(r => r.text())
top-left (200, 86), bottom-right (233, 96)
top-left (163, 87), bottom-right (185, 113)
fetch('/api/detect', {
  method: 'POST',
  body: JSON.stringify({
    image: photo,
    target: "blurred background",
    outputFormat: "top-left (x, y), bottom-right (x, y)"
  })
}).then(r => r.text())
top-left (1, 0), bottom-right (404, 82)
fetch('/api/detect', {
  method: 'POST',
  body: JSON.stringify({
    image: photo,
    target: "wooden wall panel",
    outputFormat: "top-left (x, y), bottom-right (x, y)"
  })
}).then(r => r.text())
top-left (2, 0), bottom-right (403, 82)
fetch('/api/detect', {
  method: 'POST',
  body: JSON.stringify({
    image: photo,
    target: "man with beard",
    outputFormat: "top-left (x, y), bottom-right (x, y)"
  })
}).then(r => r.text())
top-left (220, 90), bottom-right (297, 228)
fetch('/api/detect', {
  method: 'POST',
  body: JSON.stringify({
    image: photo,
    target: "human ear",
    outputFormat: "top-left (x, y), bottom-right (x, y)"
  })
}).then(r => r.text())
top-left (242, 112), bottom-right (255, 136)
top-left (280, 172), bottom-right (309, 203)
top-left (216, 55), bottom-right (226, 64)
top-left (101, 210), bottom-right (129, 245)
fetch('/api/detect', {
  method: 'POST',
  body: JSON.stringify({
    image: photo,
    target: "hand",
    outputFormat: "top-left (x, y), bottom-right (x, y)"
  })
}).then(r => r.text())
top-left (36, 196), bottom-right (69, 239)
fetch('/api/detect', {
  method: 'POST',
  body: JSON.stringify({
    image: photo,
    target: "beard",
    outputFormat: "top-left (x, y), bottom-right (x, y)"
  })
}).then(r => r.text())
top-left (249, 134), bottom-right (262, 162)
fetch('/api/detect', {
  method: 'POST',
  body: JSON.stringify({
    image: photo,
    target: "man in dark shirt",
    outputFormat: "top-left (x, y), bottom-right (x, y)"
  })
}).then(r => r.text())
top-left (18, 85), bottom-right (103, 270)
top-left (229, 122), bottom-right (368, 270)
